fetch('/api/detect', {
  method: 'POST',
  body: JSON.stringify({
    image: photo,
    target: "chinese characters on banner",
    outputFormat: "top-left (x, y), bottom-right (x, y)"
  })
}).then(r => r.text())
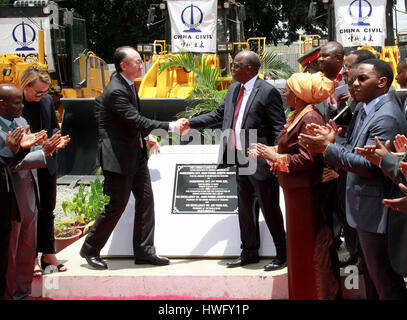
top-left (167, 0), bottom-right (217, 53)
top-left (335, 0), bottom-right (386, 47)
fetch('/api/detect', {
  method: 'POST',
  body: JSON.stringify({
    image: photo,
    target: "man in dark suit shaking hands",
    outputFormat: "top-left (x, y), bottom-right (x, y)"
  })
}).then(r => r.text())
top-left (80, 46), bottom-right (184, 269)
top-left (180, 51), bottom-right (287, 270)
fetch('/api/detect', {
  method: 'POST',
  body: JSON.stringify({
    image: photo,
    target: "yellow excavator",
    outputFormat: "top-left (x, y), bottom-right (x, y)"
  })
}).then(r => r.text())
top-left (0, 0), bottom-right (109, 179)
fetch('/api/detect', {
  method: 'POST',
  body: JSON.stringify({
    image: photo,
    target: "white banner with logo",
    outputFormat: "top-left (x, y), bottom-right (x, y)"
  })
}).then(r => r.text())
top-left (335, 0), bottom-right (386, 47)
top-left (167, 0), bottom-right (217, 53)
top-left (0, 17), bottom-right (55, 71)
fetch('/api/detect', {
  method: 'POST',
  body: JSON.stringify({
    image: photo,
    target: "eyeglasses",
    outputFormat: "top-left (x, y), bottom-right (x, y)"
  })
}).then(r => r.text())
top-left (30, 86), bottom-right (49, 97)
top-left (125, 59), bottom-right (143, 66)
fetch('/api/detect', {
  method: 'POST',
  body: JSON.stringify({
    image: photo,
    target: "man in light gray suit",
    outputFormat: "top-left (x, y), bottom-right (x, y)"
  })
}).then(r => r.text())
top-left (0, 84), bottom-right (68, 300)
top-left (299, 59), bottom-right (407, 299)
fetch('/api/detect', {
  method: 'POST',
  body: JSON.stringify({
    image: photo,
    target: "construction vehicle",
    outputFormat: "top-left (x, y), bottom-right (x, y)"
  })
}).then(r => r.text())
top-left (0, 0), bottom-right (110, 179)
top-left (134, 0), bottom-right (267, 121)
top-left (0, 0), bottom-right (110, 110)
top-left (0, 0), bottom-right (267, 180)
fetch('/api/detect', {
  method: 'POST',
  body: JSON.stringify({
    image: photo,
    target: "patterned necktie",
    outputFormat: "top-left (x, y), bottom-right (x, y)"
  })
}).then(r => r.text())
top-left (353, 108), bottom-right (366, 141)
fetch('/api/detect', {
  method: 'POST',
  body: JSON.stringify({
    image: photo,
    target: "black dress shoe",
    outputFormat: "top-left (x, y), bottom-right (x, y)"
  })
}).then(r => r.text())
top-left (264, 258), bottom-right (286, 271)
top-left (226, 256), bottom-right (260, 268)
top-left (80, 248), bottom-right (108, 270)
top-left (134, 254), bottom-right (170, 266)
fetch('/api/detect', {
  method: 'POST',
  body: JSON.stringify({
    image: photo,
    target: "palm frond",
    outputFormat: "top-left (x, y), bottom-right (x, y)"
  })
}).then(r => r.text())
top-left (262, 50), bottom-right (294, 80)
top-left (158, 52), bottom-right (220, 90)
top-left (159, 53), bottom-right (226, 118)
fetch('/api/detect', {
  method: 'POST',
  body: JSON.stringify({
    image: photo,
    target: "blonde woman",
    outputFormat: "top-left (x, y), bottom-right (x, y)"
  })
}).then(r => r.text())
top-left (20, 65), bottom-right (67, 275)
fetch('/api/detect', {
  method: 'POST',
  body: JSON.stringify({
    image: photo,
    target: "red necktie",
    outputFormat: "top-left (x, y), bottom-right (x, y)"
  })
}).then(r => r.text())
top-left (229, 85), bottom-right (245, 149)
top-left (232, 85), bottom-right (245, 131)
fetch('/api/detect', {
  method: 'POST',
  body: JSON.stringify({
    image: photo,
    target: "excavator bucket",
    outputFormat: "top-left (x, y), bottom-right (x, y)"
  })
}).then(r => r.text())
top-left (57, 98), bottom-right (98, 180)
top-left (56, 97), bottom-right (190, 181)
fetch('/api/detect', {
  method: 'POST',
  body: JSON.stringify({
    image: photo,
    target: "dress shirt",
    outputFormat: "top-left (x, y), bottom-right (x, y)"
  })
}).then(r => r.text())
top-left (0, 116), bottom-right (12, 128)
top-left (235, 75), bottom-right (258, 150)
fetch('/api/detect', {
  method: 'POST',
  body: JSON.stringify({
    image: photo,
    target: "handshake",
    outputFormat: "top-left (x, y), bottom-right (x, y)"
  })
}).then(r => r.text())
top-left (173, 118), bottom-right (191, 135)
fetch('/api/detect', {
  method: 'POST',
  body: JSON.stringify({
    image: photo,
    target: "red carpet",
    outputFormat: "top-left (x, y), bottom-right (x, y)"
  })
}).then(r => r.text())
top-left (31, 295), bottom-right (265, 300)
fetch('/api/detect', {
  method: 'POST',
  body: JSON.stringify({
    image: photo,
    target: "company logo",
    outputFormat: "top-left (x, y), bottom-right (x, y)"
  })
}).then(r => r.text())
top-left (12, 22), bottom-right (36, 51)
top-left (181, 4), bottom-right (203, 32)
top-left (349, 0), bottom-right (372, 26)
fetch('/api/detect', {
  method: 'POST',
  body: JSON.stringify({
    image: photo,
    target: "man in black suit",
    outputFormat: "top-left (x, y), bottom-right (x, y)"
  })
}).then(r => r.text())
top-left (181, 50), bottom-right (287, 271)
top-left (80, 46), bottom-right (184, 270)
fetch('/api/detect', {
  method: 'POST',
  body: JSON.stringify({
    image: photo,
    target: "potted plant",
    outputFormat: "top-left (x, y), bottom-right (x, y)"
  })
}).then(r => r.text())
top-left (54, 217), bottom-right (82, 252)
top-left (61, 176), bottom-right (110, 237)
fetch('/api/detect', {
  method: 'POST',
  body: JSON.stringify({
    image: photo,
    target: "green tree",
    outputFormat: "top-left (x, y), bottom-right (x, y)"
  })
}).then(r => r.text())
top-left (60, 0), bottom-right (166, 62)
top-left (243, 0), bottom-right (328, 45)
top-left (60, 0), bottom-right (328, 62)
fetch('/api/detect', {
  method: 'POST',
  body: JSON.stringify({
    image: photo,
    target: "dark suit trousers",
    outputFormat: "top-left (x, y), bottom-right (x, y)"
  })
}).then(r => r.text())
top-left (82, 157), bottom-right (156, 257)
top-left (0, 182), bottom-right (11, 300)
top-left (357, 229), bottom-right (407, 300)
top-left (36, 167), bottom-right (57, 254)
top-left (336, 170), bottom-right (360, 258)
top-left (236, 169), bottom-right (286, 259)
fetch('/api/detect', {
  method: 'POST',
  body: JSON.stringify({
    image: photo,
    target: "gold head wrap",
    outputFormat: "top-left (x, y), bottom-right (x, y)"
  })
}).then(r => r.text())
top-left (286, 72), bottom-right (334, 104)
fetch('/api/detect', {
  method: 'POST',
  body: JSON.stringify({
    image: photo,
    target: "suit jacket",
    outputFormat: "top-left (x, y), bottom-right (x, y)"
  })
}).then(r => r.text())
top-left (22, 94), bottom-right (59, 175)
top-left (0, 145), bottom-right (18, 231)
top-left (380, 151), bottom-right (407, 276)
top-left (95, 73), bottom-right (169, 175)
top-left (0, 117), bottom-right (46, 221)
top-left (189, 77), bottom-right (286, 180)
top-left (325, 93), bottom-right (407, 234)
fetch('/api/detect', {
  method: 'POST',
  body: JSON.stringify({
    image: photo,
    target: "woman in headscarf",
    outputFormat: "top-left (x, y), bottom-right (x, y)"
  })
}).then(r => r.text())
top-left (249, 72), bottom-right (341, 300)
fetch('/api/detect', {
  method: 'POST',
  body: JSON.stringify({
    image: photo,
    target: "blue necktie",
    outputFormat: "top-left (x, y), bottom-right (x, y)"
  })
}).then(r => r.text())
top-left (9, 121), bottom-right (18, 130)
top-left (353, 108), bottom-right (366, 142)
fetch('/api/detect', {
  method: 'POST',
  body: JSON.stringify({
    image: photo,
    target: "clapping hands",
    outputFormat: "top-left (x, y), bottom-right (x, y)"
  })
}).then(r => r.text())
top-left (394, 134), bottom-right (407, 155)
top-left (41, 131), bottom-right (70, 157)
top-left (6, 125), bottom-right (48, 154)
top-left (299, 121), bottom-right (338, 153)
top-left (355, 136), bottom-right (390, 167)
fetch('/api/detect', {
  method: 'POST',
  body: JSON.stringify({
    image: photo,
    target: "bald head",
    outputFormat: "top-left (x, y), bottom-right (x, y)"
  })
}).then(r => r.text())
top-left (324, 41), bottom-right (344, 57)
top-left (318, 41), bottom-right (344, 80)
top-left (0, 83), bottom-right (18, 100)
top-left (236, 51), bottom-right (261, 73)
top-left (232, 51), bottom-right (261, 83)
top-left (0, 83), bottom-right (23, 120)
